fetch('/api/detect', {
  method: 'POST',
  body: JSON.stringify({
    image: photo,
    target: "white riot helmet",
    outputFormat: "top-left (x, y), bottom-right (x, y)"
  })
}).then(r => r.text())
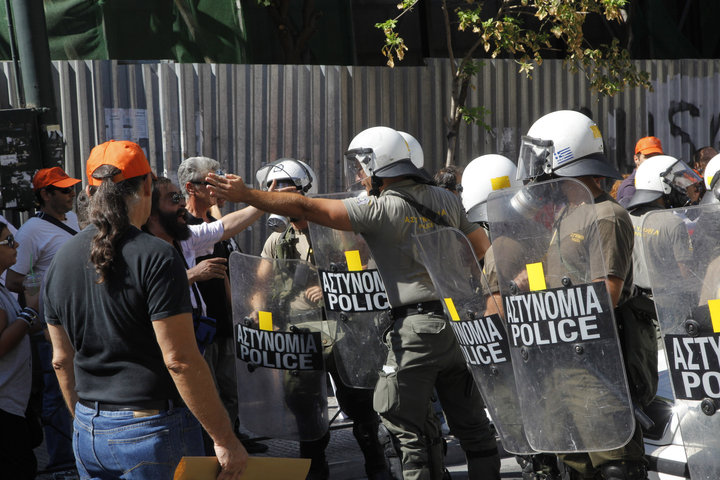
top-left (461, 154), bottom-right (520, 223)
top-left (700, 153), bottom-right (720, 205)
top-left (255, 158), bottom-right (318, 195)
top-left (344, 126), bottom-right (432, 193)
top-left (517, 110), bottom-right (621, 182)
top-left (627, 155), bottom-right (703, 209)
top-left (397, 131), bottom-right (424, 168)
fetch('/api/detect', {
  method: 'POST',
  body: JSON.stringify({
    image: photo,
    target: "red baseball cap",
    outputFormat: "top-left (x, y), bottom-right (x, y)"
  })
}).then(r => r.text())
top-left (635, 136), bottom-right (663, 156)
top-left (86, 140), bottom-right (155, 186)
top-left (32, 167), bottom-right (81, 190)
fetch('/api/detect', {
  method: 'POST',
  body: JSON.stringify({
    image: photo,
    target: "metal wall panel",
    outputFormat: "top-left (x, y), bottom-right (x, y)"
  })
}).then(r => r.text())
top-left (1, 58), bottom-right (718, 253)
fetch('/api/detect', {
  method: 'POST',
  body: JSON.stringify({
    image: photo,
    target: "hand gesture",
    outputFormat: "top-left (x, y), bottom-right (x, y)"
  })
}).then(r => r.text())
top-left (188, 257), bottom-right (228, 284)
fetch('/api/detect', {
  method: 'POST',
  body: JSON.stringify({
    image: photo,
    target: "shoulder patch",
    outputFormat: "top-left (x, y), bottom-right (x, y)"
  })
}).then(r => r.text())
top-left (354, 195), bottom-right (371, 205)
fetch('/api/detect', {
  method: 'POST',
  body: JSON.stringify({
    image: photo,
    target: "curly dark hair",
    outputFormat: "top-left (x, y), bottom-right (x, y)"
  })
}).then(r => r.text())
top-left (88, 165), bottom-right (146, 283)
top-left (434, 165), bottom-right (462, 192)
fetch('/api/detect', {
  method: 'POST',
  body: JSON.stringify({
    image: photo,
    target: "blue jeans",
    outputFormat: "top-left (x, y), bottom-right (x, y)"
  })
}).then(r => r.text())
top-left (73, 402), bottom-right (204, 480)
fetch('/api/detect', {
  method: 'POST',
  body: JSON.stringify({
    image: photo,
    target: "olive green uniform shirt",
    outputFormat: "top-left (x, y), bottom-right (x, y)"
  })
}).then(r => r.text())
top-left (342, 180), bottom-right (478, 307)
top-left (629, 205), bottom-right (692, 291)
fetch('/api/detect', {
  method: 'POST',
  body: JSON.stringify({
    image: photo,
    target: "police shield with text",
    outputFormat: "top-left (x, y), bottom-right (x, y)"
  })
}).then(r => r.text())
top-left (414, 227), bottom-right (534, 456)
top-left (642, 203), bottom-right (720, 480)
top-left (487, 110), bottom-right (648, 480)
top-left (308, 193), bottom-right (391, 389)
top-left (229, 251), bottom-right (328, 441)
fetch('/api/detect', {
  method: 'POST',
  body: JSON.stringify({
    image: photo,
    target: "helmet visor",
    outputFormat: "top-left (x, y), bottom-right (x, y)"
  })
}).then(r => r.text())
top-left (344, 148), bottom-right (374, 191)
top-left (256, 160), bottom-right (307, 191)
top-left (662, 161), bottom-right (703, 193)
top-left (517, 136), bottom-right (554, 182)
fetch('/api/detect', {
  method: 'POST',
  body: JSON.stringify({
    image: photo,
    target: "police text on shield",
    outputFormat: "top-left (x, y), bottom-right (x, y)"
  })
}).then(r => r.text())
top-left (450, 313), bottom-right (510, 366)
top-left (504, 282), bottom-right (611, 347)
top-left (236, 325), bottom-right (323, 370)
top-left (319, 269), bottom-right (389, 312)
top-left (665, 334), bottom-right (720, 400)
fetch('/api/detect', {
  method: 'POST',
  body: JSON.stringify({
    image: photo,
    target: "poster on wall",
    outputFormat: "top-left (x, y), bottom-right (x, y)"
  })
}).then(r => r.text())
top-left (104, 108), bottom-right (150, 154)
top-left (0, 109), bottom-right (44, 211)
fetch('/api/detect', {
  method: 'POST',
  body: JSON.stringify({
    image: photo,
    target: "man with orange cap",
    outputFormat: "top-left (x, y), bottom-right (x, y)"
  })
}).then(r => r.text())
top-left (615, 136), bottom-right (663, 208)
top-left (6, 166), bottom-right (81, 472)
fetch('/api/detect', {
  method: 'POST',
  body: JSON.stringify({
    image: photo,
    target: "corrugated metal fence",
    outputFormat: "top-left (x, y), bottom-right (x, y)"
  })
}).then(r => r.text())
top-left (1, 58), bottom-right (719, 253)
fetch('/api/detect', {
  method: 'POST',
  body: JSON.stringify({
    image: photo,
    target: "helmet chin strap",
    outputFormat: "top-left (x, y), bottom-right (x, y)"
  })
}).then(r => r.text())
top-left (369, 175), bottom-right (383, 197)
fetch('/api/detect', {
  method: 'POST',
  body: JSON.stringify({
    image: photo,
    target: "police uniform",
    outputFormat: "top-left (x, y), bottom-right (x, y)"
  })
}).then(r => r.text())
top-left (261, 225), bottom-right (389, 480)
top-left (629, 205), bottom-right (693, 292)
top-left (343, 179), bottom-right (499, 480)
top-left (548, 193), bottom-right (651, 478)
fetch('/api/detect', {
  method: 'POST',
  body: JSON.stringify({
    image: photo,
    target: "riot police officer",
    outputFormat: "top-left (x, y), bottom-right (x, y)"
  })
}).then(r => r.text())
top-left (490, 110), bottom-right (653, 480)
top-left (626, 155), bottom-right (699, 294)
top-left (206, 127), bottom-right (500, 480)
top-left (256, 158), bottom-right (391, 480)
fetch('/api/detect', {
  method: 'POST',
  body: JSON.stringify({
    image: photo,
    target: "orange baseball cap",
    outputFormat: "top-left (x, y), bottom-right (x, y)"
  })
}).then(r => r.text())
top-left (635, 136), bottom-right (663, 156)
top-left (32, 167), bottom-right (81, 190)
top-left (86, 140), bottom-right (155, 186)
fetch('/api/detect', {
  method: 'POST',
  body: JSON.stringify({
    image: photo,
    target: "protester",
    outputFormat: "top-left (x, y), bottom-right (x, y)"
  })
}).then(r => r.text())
top-left (6, 166), bottom-right (80, 472)
top-left (43, 140), bottom-right (247, 479)
top-left (0, 222), bottom-right (42, 479)
top-left (615, 136), bottom-right (663, 208)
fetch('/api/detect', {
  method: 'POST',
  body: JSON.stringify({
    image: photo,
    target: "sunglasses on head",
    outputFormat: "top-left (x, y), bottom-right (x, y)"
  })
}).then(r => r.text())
top-left (46, 185), bottom-right (74, 194)
top-left (169, 192), bottom-right (184, 204)
top-left (0, 234), bottom-right (16, 248)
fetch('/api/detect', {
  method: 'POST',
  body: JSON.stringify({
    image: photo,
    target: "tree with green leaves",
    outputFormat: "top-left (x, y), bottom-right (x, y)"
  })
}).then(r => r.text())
top-left (376, 0), bottom-right (651, 166)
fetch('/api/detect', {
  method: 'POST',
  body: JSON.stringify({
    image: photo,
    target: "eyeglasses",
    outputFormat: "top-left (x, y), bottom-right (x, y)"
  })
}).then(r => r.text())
top-left (46, 186), bottom-right (74, 194)
top-left (0, 235), bottom-right (16, 248)
top-left (169, 192), bottom-right (184, 204)
top-left (190, 181), bottom-right (211, 186)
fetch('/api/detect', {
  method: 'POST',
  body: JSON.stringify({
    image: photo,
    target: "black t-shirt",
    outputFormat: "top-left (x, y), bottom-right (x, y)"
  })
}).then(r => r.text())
top-left (44, 225), bottom-right (192, 404)
top-left (186, 212), bottom-right (237, 337)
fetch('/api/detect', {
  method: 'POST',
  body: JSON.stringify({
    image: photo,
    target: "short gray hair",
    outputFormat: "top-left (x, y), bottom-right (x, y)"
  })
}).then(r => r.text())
top-left (178, 156), bottom-right (220, 196)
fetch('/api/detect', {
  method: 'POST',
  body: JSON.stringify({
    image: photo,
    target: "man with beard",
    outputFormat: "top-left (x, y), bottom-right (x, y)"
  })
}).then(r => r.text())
top-left (143, 177), bottom-right (265, 335)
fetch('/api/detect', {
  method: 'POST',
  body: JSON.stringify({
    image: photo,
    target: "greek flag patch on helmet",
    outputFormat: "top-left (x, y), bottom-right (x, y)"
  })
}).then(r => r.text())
top-left (554, 147), bottom-right (574, 165)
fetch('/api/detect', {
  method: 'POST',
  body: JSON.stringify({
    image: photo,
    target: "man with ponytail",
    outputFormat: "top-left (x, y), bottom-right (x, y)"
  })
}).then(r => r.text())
top-left (43, 140), bottom-right (247, 479)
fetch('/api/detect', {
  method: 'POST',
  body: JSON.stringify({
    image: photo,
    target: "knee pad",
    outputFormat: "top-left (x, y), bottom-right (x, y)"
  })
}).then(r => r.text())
top-left (424, 432), bottom-right (446, 480)
top-left (599, 461), bottom-right (648, 480)
top-left (377, 423), bottom-right (403, 480)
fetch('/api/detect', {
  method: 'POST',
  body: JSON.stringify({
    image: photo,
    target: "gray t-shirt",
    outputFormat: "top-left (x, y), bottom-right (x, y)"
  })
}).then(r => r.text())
top-left (0, 285), bottom-right (31, 417)
top-left (343, 180), bottom-right (478, 306)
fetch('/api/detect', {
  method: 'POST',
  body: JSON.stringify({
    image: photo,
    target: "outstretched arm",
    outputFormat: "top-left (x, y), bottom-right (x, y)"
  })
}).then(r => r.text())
top-left (206, 173), bottom-right (353, 231)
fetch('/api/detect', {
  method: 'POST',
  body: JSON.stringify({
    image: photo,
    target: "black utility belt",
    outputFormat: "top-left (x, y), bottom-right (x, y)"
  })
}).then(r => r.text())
top-left (78, 398), bottom-right (183, 412)
top-left (390, 300), bottom-right (444, 319)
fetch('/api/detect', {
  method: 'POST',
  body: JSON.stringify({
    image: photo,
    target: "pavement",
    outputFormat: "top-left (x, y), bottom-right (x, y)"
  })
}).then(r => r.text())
top-left (33, 396), bottom-right (526, 479)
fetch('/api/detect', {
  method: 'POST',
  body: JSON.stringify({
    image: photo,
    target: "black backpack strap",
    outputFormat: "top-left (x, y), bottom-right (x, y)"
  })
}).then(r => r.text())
top-left (385, 190), bottom-right (452, 227)
top-left (36, 212), bottom-right (78, 236)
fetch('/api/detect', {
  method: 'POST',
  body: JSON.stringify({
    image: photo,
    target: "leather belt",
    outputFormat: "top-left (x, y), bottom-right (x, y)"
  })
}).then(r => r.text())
top-left (390, 300), bottom-right (444, 319)
top-left (78, 398), bottom-right (182, 413)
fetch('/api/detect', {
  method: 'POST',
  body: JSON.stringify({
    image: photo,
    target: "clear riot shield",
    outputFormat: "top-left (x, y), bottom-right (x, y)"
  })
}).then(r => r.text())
top-left (413, 227), bottom-right (534, 455)
top-left (486, 177), bottom-right (634, 452)
top-left (643, 204), bottom-right (720, 479)
top-left (229, 252), bottom-right (328, 441)
top-left (307, 191), bottom-right (390, 389)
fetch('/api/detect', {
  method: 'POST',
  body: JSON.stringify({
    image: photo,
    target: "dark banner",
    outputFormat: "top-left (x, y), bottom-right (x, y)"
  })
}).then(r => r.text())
top-left (236, 324), bottom-right (323, 371)
top-left (664, 333), bottom-right (720, 401)
top-left (503, 281), bottom-right (615, 348)
top-left (319, 269), bottom-right (389, 312)
top-left (449, 313), bottom-right (511, 366)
